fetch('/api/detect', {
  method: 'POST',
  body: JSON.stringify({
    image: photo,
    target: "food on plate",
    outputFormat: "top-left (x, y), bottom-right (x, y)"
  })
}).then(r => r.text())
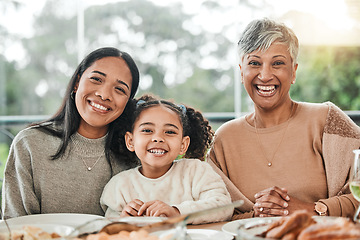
top-left (297, 217), bottom-right (360, 240)
top-left (258, 210), bottom-right (360, 240)
top-left (0, 225), bottom-right (61, 240)
top-left (260, 210), bottom-right (315, 239)
top-left (79, 229), bottom-right (170, 240)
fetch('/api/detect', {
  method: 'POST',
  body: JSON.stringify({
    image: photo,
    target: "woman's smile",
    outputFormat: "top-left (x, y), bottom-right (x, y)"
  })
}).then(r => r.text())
top-left (255, 84), bottom-right (278, 97)
top-left (89, 100), bottom-right (111, 112)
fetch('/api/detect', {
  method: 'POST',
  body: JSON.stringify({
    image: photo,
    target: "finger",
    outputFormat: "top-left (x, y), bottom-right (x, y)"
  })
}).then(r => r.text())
top-left (138, 201), bottom-right (154, 216)
top-left (127, 199), bottom-right (144, 212)
top-left (256, 194), bottom-right (289, 209)
top-left (122, 205), bottom-right (138, 216)
top-left (255, 186), bottom-right (290, 201)
top-left (132, 199), bottom-right (144, 206)
top-left (259, 207), bottom-right (289, 217)
top-left (254, 200), bottom-right (287, 210)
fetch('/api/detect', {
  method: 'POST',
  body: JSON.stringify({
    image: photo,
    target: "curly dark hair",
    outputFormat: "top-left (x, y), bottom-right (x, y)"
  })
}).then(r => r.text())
top-left (131, 94), bottom-right (214, 161)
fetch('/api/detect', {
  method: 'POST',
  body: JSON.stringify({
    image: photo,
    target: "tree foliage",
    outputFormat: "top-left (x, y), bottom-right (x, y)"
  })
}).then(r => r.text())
top-left (1, 0), bottom-right (360, 119)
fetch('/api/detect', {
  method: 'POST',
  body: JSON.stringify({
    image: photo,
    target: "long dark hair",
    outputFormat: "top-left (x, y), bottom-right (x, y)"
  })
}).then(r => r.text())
top-left (33, 47), bottom-right (140, 168)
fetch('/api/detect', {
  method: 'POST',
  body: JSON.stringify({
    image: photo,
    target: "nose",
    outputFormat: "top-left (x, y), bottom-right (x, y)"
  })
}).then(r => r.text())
top-left (258, 65), bottom-right (273, 82)
top-left (95, 86), bottom-right (112, 101)
top-left (152, 134), bottom-right (164, 143)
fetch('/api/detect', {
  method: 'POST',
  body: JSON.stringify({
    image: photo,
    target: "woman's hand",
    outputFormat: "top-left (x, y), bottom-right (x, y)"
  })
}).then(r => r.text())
top-left (253, 187), bottom-right (317, 217)
top-left (121, 199), bottom-right (144, 217)
top-left (253, 186), bottom-right (290, 217)
top-left (138, 200), bottom-right (180, 217)
top-left (284, 196), bottom-right (317, 215)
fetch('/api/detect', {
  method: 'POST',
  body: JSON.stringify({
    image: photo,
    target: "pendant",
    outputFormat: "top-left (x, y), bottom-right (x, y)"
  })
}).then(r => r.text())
top-left (268, 162), bottom-right (272, 167)
top-left (87, 167), bottom-right (92, 171)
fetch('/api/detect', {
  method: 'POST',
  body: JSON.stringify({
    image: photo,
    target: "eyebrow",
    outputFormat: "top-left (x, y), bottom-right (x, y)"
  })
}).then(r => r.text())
top-left (247, 54), bottom-right (287, 59)
top-left (92, 70), bottom-right (130, 90)
top-left (139, 122), bottom-right (180, 130)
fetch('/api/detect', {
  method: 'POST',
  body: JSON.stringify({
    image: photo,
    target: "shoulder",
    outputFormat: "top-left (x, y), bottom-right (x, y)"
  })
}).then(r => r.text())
top-left (214, 116), bottom-right (247, 136)
top-left (297, 101), bottom-right (329, 114)
top-left (322, 102), bottom-right (360, 138)
top-left (12, 124), bottom-right (54, 144)
top-left (173, 159), bottom-right (214, 172)
top-left (105, 167), bottom-right (139, 186)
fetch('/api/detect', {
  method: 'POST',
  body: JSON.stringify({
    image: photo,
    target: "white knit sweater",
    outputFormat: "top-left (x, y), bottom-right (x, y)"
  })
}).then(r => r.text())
top-left (100, 159), bottom-right (232, 224)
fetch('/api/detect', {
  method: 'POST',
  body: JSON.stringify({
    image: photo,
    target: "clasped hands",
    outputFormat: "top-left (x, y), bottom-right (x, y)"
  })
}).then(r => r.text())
top-left (121, 199), bottom-right (180, 218)
top-left (253, 186), bottom-right (316, 217)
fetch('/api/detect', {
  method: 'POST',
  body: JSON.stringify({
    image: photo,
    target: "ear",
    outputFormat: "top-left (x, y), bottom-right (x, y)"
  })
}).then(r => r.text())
top-left (179, 136), bottom-right (190, 155)
top-left (291, 63), bottom-right (298, 84)
top-left (125, 132), bottom-right (135, 152)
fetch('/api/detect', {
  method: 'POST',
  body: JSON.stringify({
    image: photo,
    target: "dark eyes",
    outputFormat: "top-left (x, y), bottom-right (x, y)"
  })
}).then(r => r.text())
top-left (140, 129), bottom-right (177, 135)
top-left (90, 76), bottom-right (126, 94)
top-left (248, 61), bottom-right (260, 66)
top-left (248, 61), bottom-right (285, 66)
top-left (273, 61), bottom-right (285, 66)
top-left (90, 77), bottom-right (101, 82)
top-left (165, 130), bottom-right (176, 134)
top-left (141, 129), bottom-right (152, 133)
top-left (115, 86), bottom-right (126, 94)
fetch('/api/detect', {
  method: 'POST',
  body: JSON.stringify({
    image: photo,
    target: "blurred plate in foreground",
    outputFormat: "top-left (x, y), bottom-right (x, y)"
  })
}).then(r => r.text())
top-left (152, 228), bottom-right (233, 240)
top-left (0, 223), bottom-right (74, 237)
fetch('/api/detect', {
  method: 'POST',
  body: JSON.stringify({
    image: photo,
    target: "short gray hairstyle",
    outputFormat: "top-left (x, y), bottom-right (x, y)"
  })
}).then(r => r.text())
top-left (237, 18), bottom-right (299, 65)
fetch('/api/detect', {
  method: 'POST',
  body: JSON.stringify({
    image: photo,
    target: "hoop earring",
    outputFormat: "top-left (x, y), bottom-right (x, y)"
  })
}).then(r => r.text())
top-left (71, 91), bottom-right (76, 100)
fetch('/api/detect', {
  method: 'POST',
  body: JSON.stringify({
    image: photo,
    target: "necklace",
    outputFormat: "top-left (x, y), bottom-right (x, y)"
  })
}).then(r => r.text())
top-left (254, 103), bottom-right (295, 167)
top-left (71, 138), bottom-right (105, 171)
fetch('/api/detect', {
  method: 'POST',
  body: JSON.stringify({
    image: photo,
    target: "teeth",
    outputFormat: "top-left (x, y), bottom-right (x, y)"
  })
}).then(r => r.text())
top-left (90, 102), bottom-right (108, 111)
top-left (149, 149), bottom-right (166, 155)
top-left (257, 85), bottom-right (275, 91)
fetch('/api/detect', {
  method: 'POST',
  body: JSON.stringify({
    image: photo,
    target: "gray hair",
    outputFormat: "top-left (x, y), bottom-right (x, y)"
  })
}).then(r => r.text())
top-left (237, 18), bottom-right (299, 65)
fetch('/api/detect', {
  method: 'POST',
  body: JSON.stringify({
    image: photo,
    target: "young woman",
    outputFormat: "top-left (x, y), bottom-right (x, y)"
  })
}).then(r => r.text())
top-left (2, 47), bottom-right (140, 219)
top-left (100, 95), bottom-right (232, 224)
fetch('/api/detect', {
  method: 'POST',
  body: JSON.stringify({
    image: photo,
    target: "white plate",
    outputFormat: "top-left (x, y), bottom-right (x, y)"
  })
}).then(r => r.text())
top-left (111, 216), bottom-right (166, 226)
top-left (152, 229), bottom-right (234, 240)
top-left (2, 213), bottom-right (104, 228)
top-left (222, 217), bottom-right (279, 237)
top-left (0, 223), bottom-right (74, 237)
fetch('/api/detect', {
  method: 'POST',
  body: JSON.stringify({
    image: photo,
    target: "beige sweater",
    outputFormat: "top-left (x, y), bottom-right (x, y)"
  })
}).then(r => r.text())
top-left (208, 102), bottom-right (360, 219)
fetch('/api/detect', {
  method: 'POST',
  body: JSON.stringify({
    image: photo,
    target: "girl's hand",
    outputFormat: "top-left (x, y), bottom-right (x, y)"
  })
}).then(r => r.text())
top-left (138, 200), bottom-right (180, 217)
top-left (253, 186), bottom-right (290, 217)
top-left (121, 199), bottom-right (144, 217)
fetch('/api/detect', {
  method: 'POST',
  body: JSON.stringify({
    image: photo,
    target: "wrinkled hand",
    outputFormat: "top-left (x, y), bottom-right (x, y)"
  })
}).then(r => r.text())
top-left (121, 199), bottom-right (144, 217)
top-left (138, 200), bottom-right (180, 217)
top-left (253, 186), bottom-right (290, 217)
top-left (253, 187), bottom-right (317, 217)
top-left (284, 195), bottom-right (316, 216)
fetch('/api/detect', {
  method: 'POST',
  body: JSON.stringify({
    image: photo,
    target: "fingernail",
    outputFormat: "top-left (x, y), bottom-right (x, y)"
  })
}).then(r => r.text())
top-left (254, 194), bottom-right (258, 198)
top-left (284, 202), bottom-right (288, 207)
top-left (286, 195), bottom-right (290, 201)
top-left (284, 210), bottom-right (289, 215)
top-left (254, 203), bottom-right (259, 207)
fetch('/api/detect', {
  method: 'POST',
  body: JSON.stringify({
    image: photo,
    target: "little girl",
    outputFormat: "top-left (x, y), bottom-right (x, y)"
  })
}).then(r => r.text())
top-left (100, 95), bottom-right (232, 224)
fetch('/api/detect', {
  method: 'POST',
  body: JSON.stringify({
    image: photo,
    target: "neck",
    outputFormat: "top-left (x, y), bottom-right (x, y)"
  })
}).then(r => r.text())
top-left (253, 101), bottom-right (295, 128)
top-left (77, 120), bottom-right (109, 139)
top-left (140, 162), bottom-right (173, 179)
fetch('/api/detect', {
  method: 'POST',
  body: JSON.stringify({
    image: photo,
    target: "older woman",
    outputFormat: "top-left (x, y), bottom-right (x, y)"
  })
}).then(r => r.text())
top-left (208, 18), bottom-right (360, 219)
